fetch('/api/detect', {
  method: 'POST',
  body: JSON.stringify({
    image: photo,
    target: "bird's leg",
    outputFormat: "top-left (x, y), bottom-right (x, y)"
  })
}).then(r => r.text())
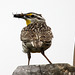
top-left (41, 51), bottom-right (52, 64)
top-left (27, 52), bottom-right (31, 65)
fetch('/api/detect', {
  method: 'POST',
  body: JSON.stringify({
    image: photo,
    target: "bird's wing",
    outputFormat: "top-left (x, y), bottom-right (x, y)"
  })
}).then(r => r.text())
top-left (39, 26), bottom-right (53, 42)
top-left (21, 26), bottom-right (53, 49)
top-left (21, 26), bottom-right (53, 42)
top-left (21, 27), bottom-right (37, 41)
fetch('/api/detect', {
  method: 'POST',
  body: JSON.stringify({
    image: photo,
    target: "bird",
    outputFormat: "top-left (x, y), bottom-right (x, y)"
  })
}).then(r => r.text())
top-left (13, 12), bottom-right (53, 65)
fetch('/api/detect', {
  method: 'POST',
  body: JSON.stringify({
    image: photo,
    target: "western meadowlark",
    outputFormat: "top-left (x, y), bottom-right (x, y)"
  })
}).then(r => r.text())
top-left (14, 12), bottom-right (53, 65)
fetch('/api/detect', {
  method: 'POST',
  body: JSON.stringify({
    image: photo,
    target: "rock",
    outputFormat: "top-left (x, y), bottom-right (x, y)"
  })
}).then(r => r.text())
top-left (12, 64), bottom-right (75, 75)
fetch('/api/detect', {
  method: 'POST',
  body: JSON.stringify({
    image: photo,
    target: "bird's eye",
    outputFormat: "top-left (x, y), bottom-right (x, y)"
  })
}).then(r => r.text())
top-left (31, 15), bottom-right (34, 18)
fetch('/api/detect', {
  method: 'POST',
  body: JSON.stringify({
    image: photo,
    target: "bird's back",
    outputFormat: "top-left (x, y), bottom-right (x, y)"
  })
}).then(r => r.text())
top-left (21, 21), bottom-right (53, 53)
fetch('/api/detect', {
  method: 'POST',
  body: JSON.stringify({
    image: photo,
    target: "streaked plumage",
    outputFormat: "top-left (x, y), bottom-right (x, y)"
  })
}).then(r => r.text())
top-left (14, 12), bottom-right (53, 65)
top-left (21, 21), bottom-right (53, 53)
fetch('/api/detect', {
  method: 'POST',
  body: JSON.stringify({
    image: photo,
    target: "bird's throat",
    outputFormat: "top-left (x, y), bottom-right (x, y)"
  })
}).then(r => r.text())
top-left (26, 19), bottom-right (31, 26)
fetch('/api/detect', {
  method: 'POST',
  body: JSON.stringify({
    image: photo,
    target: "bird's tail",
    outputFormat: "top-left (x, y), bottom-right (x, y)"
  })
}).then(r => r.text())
top-left (31, 40), bottom-right (43, 48)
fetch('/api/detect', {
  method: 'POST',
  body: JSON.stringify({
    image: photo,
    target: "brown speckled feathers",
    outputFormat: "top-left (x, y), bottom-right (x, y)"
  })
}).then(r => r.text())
top-left (14, 12), bottom-right (53, 65)
top-left (21, 21), bottom-right (53, 42)
top-left (21, 21), bottom-right (53, 53)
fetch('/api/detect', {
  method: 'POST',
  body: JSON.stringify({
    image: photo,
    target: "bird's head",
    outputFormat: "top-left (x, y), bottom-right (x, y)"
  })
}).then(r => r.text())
top-left (14, 12), bottom-right (45, 26)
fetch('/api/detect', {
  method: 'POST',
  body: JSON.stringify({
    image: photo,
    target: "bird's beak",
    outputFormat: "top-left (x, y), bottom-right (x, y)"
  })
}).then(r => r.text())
top-left (13, 14), bottom-right (27, 20)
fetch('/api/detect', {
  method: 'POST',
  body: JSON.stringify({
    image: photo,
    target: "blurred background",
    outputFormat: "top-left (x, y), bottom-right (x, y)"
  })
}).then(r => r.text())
top-left (0, 0), bottom-right (75, 75)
